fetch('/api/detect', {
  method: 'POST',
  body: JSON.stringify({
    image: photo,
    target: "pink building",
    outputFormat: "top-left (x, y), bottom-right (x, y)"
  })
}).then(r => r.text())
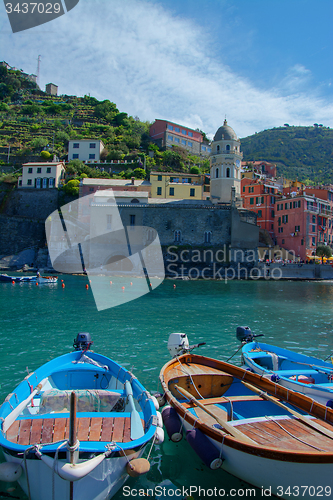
top-left (149, 119), bottom-right (211, 156)
top-left (274, 193), bottom-right (332, 261)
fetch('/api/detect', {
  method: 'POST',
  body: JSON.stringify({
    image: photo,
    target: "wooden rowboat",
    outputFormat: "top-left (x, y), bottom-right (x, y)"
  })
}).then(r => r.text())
top-left (0, 333), bottom-right (163, 500)
top-left (160, 352), bottom-right (333, 500)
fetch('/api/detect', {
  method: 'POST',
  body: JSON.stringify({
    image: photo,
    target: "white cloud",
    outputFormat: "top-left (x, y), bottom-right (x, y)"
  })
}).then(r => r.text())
top-left (1, 0), bottom-right (332, 137)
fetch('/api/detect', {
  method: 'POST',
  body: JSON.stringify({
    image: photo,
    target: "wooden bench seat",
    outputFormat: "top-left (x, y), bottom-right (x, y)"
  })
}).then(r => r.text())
top-left (182, 395), bottom-right (264, 408)
top-left (6, 416), bottom-right (134, 445)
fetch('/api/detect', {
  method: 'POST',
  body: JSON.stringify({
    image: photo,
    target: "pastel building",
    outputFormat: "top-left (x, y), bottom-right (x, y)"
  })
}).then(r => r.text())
top-left (274, 194), bottom-right (332, 261)
top-left (149, 119), bottom-right (211, 156)
top-left (150, 172), bottom-right (210, 200)
top-left (241, 178), bottom-right (279, 237)
top-left (68, 140), bottom-right (105, 162)
top-left (18, 162), bottom-right (65, 189)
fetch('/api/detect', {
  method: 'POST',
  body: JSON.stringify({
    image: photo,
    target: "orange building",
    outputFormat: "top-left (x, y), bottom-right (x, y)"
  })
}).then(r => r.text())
top-left (241, 178), bottom-right (279, 237)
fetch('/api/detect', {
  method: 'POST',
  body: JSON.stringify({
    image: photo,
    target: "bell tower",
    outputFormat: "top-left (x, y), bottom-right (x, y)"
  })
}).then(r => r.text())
top-left (210, 119), bottom-right (243, 205)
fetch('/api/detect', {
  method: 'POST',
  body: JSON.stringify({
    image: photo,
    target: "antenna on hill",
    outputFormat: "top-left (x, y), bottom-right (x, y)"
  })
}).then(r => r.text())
top-left (36, 55), bottom-right (41, 88)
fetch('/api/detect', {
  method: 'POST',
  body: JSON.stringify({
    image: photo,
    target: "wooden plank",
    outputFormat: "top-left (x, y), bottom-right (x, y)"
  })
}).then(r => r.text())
top-left (100, 418), bottom-right (114, 442)
top-left (41, 418), bottom-right (54, 443)
top-left (183, 395), bottom-right (263, 408)
top-left (53, 418), bottom-right (66, 443)
top-left (123, 417), bottom-right (131, 442)
top-left (112, 417), bottom-right (125, 442)
top-left (6, 420), bottom-right (20, 443)
top-left (89, 417), bottom-right (102, 442)
top-left (30, 419), bottom-right (43, 444)
top-left (77, 418), bottom-right (90, 442)
top-left (18, 419), bottom-right (32, 446)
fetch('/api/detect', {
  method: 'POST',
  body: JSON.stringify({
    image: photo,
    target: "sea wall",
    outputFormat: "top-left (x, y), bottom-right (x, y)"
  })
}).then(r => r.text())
top-left (257, 263), bottom-right (333, 280)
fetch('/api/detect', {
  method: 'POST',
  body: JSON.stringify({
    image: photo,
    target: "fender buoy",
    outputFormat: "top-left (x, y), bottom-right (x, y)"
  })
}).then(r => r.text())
top-left (62, 283), bottom-right (65, 288)
top-left (154, 426), bottom-right (164, 444)
top-left (162, 406), bottom-right (182, 442)
top-left (153, 392), bottom-right (166, 407)
top-left (186, 428), bottom-right (223, 469)
top-left (85, 284), bottom-right (89, 289)
top-left (150, 395), bottom-right (160, 411)
top-left (0, 462), bottom-right (22, 482)
top-left (126, 458), bottom-right (150, 478)
top-left (12, 281), bottom-right (15, 284)
top-left (121, 286), bottom-right (125, 290)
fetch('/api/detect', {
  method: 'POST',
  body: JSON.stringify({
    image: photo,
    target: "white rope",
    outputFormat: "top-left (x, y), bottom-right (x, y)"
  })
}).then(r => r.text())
top-left (146, 434), bottom-right (156, 461)
top-left (175, 356), bottom-right (205, 399)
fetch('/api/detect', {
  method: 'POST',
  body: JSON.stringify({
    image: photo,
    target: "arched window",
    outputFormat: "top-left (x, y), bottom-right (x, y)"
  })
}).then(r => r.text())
top-left (226, 168), bottom-right (230, 178)
top-left (215, 168), bottom-right (219, 178)
top-left (42, 178), bottom-right (47, 189)
top-left (48, 178), bottom-right (55, 188)
top-left (204, 231), bottom-right (212, 243)
top-left (174, 230), bottom-right (181, 242)
top-left (226, 145), bottom-right (230, 151)
top-left (131, 198), bottom-right (140, 203)
top-left (217, 145), bottom-right (220, 152)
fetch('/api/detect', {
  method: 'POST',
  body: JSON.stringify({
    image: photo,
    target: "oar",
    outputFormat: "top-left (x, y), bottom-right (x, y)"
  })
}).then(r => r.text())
top-left (174, 385), bottom-right (255, 444)
top-left (242, 381), bottom-right (333, 440)
top-left (125, 380), bottom-right (144, 440)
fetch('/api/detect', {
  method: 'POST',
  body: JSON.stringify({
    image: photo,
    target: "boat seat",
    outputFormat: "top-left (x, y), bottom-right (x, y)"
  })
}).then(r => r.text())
top-left (6, 415), bottom-right (143, 445)
top-left (39, 389), bottom-right (122, 414)
top-left (275, 369), bottom-right (318, 378)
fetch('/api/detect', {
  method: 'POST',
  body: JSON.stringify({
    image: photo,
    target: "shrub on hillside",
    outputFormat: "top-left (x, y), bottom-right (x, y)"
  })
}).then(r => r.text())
top-left (63, 179), bottom-right (80, 196)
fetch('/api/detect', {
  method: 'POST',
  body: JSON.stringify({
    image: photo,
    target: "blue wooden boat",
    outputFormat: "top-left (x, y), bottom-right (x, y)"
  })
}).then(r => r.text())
top-left (160, 335), bottom-right (333, 500)
top-left (0, 333), bottom-right (162, 500)
top-left (238, 327), bottom-right (333, 406)
top-left (0, 274), bottom-right (34, 282)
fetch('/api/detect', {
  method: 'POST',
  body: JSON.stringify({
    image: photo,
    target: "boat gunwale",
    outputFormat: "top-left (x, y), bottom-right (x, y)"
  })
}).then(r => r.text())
top-left (159, 353), bottom-right (333, 463)
top-left (0, 351), bottom-right (157, 453)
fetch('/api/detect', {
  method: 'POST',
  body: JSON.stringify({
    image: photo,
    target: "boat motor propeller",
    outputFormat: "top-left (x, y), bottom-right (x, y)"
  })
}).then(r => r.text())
top-left (236, 326), bottom-right (264, 344)
top-left (167, 333), bottom-right (206, 358)
top-left (73, 332), bottom-right (93, 351)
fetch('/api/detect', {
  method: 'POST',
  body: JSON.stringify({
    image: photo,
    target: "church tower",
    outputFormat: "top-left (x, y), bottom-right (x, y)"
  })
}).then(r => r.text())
top-left (210, 119), bottom-right (243, 205)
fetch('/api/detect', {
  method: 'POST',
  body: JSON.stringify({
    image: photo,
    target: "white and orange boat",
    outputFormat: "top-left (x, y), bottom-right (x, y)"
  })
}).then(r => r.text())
top-left (160, 334), bottom-right (333, 500)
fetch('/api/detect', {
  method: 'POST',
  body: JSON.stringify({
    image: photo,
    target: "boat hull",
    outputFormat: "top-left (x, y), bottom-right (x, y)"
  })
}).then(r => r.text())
top-left (4, 449), bottom-right (142, 500)
top-left (242, 341), bottom-right (333, 405)
top-left (181, 419), bottom-right (332, 499)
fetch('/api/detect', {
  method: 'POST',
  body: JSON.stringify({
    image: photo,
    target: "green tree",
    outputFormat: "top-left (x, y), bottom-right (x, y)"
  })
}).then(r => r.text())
top-left (133, 168), bottom-right (146, 179)
top-left (316, 245), bottom-right (332, 264)
top-left (190, 166), bottom-right (201, 175)
top-left (63, 179), bottom-right (80, 196)
top-left (40, 150), bottom-right (52, 159)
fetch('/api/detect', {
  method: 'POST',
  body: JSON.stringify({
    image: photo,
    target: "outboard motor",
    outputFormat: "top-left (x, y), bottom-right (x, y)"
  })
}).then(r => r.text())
top-left (73, 332), bottom-right (93, 351)
top-left (236, 326), bottom-right (264, 343)
top-left (167, 333), bottom-right (206, 358)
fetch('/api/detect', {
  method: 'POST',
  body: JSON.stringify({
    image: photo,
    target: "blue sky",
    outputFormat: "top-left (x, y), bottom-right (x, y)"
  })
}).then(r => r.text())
top-left (0, 0), bottom-right (332, 138)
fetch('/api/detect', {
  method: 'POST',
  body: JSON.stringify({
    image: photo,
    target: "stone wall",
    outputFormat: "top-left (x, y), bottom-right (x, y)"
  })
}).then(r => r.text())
top-left (2, 188), bottom-right (59, 220)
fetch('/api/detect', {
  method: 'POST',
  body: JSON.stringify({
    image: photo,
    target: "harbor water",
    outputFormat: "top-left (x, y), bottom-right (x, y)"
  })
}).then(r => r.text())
top-left (1, 276), bottom-right (333, 499)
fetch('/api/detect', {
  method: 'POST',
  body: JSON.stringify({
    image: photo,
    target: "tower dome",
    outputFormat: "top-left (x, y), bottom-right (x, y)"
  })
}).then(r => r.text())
top-left (213, 119), bottom-right (238, 142)
top-left (209, 119), bottom-right (243, 205)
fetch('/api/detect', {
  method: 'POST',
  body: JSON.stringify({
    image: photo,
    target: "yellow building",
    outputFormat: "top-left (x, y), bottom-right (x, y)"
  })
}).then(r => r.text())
top-left (150, 171), bottom-right (209, 200)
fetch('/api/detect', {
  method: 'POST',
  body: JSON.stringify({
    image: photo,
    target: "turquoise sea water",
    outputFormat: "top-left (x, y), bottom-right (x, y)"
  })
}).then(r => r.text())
top-left (1, 276), bottom-right (333, 499)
